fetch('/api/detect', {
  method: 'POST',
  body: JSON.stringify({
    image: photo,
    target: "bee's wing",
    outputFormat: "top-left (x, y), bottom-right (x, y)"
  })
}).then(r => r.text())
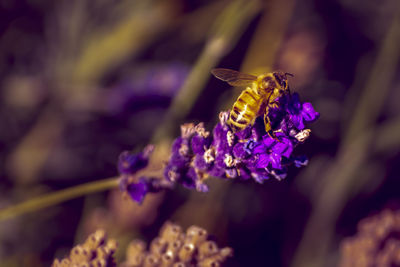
top-left (211, 68), bottom-right (257, 86)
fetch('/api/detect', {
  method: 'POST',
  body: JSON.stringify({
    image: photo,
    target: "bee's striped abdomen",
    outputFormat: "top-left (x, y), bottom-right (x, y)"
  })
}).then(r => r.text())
top-left (228, 88), bottom-right (261, 132)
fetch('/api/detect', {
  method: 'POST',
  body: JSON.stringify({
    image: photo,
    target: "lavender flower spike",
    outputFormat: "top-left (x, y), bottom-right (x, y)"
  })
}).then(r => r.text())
top-left (118, 145), bottom-right (172, 204)
top-left (118, 145), bottom-right (154, 175)
top-left (163, 91), bottom-right (319, 188)
top-left (118, 87), bottom-right (319, 204)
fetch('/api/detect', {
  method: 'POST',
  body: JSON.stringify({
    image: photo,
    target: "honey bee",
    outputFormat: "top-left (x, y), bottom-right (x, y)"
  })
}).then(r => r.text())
top-left (211, 68), bottom-right (292, 134)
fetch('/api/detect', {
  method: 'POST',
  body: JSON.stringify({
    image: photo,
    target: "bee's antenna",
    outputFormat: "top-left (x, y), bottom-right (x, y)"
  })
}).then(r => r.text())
top-left (285, 72), bottom-right (294, 78)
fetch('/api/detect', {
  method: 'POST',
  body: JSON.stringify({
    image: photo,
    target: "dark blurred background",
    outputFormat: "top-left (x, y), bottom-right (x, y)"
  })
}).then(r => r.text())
top-left (0, 0), bottom-right (400, 266)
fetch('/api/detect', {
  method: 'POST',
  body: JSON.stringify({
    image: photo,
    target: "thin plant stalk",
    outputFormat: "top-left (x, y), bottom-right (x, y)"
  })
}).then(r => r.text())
top-left (0, 177), bottom-right (119, 221)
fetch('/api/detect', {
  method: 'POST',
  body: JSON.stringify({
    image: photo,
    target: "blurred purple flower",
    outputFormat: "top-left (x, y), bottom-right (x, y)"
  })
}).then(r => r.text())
top-left (107, 63), bottom-right (189, 112)
top-left (117, 145), bottom-right (168, 203)
top-left (125, 176), bottom-right (168, 204)
top-left (126, 178), bottom-right (148, 204)
top-left (117, 146), bottom-right (153, 175)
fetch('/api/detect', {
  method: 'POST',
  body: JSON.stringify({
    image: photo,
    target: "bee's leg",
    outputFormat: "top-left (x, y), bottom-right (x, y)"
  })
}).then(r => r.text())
top-left (264, 111), bottom-right (276, 140)
top-left (264, 104), bottom-right (280, 140)
top-left (264, 112), bottom-right (272, 132)
top-left (269, 101), bottom-right (279, 110)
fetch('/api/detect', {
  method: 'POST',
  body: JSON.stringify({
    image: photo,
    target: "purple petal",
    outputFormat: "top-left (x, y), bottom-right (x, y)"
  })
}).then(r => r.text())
top-left (193, 154), bottom-right (211, 171)
top-left (191, 134), bottom-right (210, 155)
top-left (293, 155), bottom-right (309, 168)
top-left (290, 114), bottom-right (305, 130)
top-left (253, 143), bottom-right (267, 154)
top-left (225, 168), bottom-right (238, 178)
top-left (301, 102), bottom-right (320, 122)
top-left (289, 93), bottom-right (301, 112)
top-left (269, 153), bottom-right (282, 170)
top-left (233, 143), bottom-right (247, 159)
top-left (172, 137), bottom-right (184, 153)
top-left (212, 124), bottom-right (231, 154)
top-left (274, 132), bottom-right (286, 138)
top-left (252, 171), bottom-right (270, 183)
top-left (208, 165), bottom-right (226, 178)
top-left (237, 167), bottom-right (251, 180)
top-left (196, 182), bottom-right (209, 192)
top-left (214, 154), bottom-right (227, 169)
top-left (213, 123), bottom-right (226, 142)
top-left (272, 138), bottom-right (293, 158)
top-left (169, 152), bottom-right (190, 169)
top-left (235, 126), bottom-right (251, 140)
top-left (127, 181), bottom-right (148, 204)
top-left (181, 167), bottom-right (197, 189)
top-left (117, 151), bottom-right (149, 175)
top-left (256, 154), bottom-right (271, 168)
top-left (262, 135), bottom-right (276, 147)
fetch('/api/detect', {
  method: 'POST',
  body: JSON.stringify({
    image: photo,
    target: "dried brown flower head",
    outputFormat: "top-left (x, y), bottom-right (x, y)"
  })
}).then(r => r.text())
top-left (339, 209), bottom-right (400, 267)
top-left (121, 222), bottom-right (233, 267)
top-left (52, 229), bottom-right (118, 267)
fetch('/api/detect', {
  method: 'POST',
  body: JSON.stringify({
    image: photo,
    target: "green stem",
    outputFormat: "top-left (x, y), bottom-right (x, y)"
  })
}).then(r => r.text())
top-left (0, 177), bottom-right (119, 222)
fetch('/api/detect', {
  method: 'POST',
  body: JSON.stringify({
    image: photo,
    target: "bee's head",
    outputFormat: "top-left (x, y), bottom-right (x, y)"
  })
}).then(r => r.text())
top-left (273, 71), bottom-right (293, 91)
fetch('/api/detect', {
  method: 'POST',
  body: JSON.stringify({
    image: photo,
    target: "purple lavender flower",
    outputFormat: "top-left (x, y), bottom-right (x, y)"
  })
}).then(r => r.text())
top-left (125, 176), bottom-right (170, 204)
top-left (164, 123), bottom-right (212, 192)
top-left (117, 145), bottom-right (172, 203)
top-left (161, 92), bottom-right (319, 189)
top-left (118, 145), bottom-right (154, 175)
top-left (118, 89), bottom-right (319, 203)
top-left (253, 132), bottom-right (293, 170)
top-left (285, 92), bottom-right (319, 130)
top-left (126, 178), bottom-right (148, 203)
